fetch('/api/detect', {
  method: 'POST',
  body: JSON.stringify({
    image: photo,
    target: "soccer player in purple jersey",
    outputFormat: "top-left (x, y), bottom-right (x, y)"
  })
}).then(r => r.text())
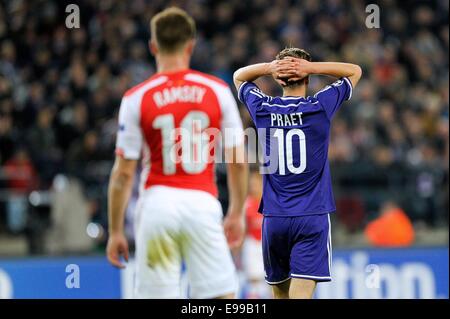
top-left (233, 48), bottom-right (362, 299)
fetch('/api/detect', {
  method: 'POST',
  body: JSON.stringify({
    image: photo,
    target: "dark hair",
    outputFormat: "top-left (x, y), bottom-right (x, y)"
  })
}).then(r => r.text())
top-left (276, 47), bottom-right (311, 87)
top-left (150, 7), bottom-right (196, 54)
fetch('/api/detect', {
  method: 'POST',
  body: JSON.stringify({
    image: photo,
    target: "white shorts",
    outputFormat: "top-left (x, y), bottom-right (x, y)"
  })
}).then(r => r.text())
top-left (242, 236), bottom-right (265, 280)
top-left (134, 185), bottom-right (237, 299)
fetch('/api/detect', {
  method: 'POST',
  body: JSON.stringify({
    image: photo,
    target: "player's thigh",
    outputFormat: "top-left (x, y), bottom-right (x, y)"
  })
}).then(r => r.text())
top-left (262, 216), bottom-right (291, 285)
top-left (271, 279), bottom-right (291, 299)
top-left (134, 187), bottom-right (183, 298)
top-left (290, 214), bottom-right (332, 282)
top-left (182, 192), bottom-right (237, 299)
top-left (289, 278), bottom-right (317, 299)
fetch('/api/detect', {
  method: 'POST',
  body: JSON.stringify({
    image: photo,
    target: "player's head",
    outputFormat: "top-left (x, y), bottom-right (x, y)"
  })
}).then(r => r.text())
top-left (150, 7), bottom-right (196, 57)
top-left (276, 47), bottom-right (311, 87)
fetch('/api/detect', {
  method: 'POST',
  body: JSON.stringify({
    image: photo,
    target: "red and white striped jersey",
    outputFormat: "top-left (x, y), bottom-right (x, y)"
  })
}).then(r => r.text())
top-left (115, 69), bottom-right (244, 197)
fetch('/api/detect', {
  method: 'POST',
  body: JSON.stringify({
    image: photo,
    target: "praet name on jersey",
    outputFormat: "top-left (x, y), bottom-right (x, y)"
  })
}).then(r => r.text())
top-left (270, 112), bottom-right (304, 127)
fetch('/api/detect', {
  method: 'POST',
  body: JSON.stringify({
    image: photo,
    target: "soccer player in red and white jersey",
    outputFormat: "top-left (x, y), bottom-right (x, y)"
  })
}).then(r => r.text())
top-left (106, 7), bottom-right (248, 299)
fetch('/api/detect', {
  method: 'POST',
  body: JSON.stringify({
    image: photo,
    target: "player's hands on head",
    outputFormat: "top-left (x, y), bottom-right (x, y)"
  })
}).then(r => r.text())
top-left (284, 57), bottom-right (312, 82)
top-left (269, 58), bottom-right (312, 85)
top-left (268, 59), bottom-right (293, 85)
top-left (106, 231), bottom-right (129, 269)
top-left (223, 209), bottom-right (245, 249)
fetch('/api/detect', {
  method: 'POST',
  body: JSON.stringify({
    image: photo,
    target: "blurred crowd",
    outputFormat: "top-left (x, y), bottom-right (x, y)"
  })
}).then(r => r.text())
top-left (0, 0), bottom-right (448, 240)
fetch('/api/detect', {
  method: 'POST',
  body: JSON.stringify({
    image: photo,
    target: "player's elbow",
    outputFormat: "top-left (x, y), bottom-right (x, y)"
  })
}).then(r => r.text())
top-left (116, 169), bottom-right (134, 182)
top-left (227, 161), bottom-right (248, 175)
top-left (349, 64), bottom-right (362, 87)
top-left (354, 64), bottom-right (362, 78)
top-left (229, 160), bottom-right (248, 169)
top-left (110, 169), bottom-right (130, 187)
top-left (110, 161), bottom-right (135, 185)
top-left (232, 69), bottom-right (241, 82)
top-left (233, 69), bottom-right (244, 89)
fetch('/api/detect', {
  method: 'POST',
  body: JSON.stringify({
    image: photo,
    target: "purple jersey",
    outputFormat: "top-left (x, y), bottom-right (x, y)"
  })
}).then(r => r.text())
top-left (238, 78), bottom-right (353, 216)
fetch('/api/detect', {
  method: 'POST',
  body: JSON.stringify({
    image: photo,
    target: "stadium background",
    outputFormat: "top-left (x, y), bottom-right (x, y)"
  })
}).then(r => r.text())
top-left (0, 0), bottom-right (448, 298)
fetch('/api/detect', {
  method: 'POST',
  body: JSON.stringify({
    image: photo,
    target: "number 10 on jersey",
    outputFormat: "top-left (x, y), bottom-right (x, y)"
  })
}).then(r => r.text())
top-left (273, 128), bottom-right (307, 175)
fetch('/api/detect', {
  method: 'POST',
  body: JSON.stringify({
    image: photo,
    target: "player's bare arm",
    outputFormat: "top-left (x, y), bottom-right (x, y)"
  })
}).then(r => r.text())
top-left (234, 58), bottom-right (362, 91)
top-left (223, 144), bottom-right (249, 249)
top-left (106, 156), bottom-right (137, 268)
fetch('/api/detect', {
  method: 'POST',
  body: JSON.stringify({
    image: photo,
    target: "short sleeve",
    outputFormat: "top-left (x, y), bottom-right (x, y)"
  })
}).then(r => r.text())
top-left (238, 81), bottom-right (271, 121)
top-left (219, 86), bottom-right (245, 148)
top-left (314, 77), bottom-right (353, 120)
top-left (115, 95), bottom-right (143, 159)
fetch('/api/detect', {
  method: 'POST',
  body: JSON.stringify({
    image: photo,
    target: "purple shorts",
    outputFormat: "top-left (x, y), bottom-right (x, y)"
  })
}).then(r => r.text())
top-left (262, 213), bottom-right (332, 284)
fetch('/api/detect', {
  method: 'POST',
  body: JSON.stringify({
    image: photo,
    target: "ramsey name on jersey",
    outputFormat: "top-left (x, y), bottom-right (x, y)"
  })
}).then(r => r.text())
top-left (153, 85), bottom-right (207, 108)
